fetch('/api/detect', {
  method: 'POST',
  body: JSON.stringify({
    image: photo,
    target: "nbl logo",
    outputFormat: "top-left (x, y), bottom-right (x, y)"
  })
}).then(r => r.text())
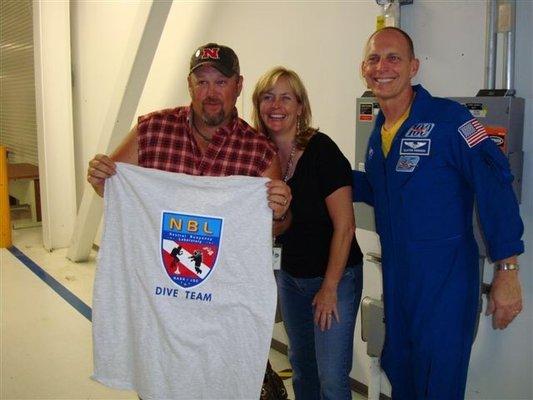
top-left (160, 212), bottom-right (223, 289)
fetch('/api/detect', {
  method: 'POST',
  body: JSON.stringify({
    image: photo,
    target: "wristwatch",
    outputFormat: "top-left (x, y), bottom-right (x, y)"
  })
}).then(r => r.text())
top-left (495, 262), bottom-right (520, 271)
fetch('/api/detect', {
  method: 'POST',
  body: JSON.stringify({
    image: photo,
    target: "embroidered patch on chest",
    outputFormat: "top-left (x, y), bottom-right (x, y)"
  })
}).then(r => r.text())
top-left (396, 156), bottom-right (420, 172)
top-left (405, 123), bottom-right (435, 138)
top-left (399, 139), bottom-right (431, 156)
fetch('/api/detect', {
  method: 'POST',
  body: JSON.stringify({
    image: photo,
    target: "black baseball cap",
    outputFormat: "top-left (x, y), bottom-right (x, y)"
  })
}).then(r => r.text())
top-left (189, 43), bottom-right (240, 77)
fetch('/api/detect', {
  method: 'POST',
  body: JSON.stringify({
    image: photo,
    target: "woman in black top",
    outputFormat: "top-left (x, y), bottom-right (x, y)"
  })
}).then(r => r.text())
top-left (252, 67), bottom-right (363, 400)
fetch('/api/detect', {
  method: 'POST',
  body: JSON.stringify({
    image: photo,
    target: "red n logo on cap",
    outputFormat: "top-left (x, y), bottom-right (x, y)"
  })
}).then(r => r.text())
top-left (201, 48), bottom-right (220, 60)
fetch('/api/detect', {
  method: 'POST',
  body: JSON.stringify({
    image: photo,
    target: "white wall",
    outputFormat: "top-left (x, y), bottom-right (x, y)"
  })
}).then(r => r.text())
top-left (70, 1), bottom-right (532, 398)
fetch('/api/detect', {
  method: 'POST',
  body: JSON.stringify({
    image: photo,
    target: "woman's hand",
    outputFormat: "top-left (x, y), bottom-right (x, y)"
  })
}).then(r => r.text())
top-left (312, 284), bottom-right (339, 331)
top-left (266, 179), bottom-right (291, 220)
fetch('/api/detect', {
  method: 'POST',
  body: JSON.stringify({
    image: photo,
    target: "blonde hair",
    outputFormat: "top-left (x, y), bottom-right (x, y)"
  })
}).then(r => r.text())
top-left (252, 66), bottom-right (316, 149)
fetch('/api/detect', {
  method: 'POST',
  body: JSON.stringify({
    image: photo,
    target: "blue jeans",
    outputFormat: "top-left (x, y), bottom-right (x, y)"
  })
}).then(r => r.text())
top-left (276, 265), bottom-right (363, 400)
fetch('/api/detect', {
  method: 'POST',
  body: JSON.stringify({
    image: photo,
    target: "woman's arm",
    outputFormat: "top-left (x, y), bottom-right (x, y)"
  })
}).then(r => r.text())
top-left (312, 185), bottom-right (356, 330)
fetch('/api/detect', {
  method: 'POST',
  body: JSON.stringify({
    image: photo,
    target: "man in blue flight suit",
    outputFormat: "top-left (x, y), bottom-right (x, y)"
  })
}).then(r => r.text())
top-left (353, 27), bottom-right (524, 399)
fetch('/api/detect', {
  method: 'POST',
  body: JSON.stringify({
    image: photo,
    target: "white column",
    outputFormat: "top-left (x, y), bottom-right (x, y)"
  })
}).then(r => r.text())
top-left (33, 0), bottom-right (76, 250)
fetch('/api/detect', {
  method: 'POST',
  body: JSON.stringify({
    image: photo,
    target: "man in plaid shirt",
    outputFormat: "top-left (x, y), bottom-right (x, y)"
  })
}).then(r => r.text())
top-left (87, 43), bottom-right (291, 399)
top-left (88, 43), bottom-right (291, 233)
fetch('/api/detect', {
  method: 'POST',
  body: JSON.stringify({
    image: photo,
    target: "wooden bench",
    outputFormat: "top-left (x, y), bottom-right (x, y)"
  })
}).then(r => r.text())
top-left (7, 163), bottom-right (41, 222)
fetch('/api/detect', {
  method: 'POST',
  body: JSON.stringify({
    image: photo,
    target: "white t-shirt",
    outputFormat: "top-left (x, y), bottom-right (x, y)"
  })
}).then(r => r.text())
top-left (92, 163), bottom-right (276, 400)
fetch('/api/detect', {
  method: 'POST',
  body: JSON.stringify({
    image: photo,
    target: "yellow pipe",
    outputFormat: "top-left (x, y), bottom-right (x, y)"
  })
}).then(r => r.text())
top-left (0, 146), bottom-right (12, 248)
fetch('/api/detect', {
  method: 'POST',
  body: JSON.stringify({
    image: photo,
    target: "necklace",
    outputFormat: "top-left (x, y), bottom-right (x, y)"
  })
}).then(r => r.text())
top-left (283, 142), bottom-right (297, 182)
top-left (192, 117), bottom-right (213, 143)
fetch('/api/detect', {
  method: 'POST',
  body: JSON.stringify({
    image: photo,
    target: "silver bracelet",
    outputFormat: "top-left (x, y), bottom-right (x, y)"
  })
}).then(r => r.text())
top-left (495, 262), bottom-right (520, 271)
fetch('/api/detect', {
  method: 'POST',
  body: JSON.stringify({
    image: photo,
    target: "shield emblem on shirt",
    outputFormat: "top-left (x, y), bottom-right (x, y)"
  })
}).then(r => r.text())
top-left (160, 212), bottom-right (223, 289)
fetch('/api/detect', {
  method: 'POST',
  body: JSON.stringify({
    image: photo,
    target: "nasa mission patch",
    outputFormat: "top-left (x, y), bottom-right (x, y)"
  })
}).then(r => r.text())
top-left (396, 155), bottom-right (420, 172)
top-left (405, 123), bottom-right (434, 138)
top-left (160, 212), bottom-right (223, 289)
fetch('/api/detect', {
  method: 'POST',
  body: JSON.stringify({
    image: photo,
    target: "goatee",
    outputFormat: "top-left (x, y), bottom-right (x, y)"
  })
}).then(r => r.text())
top-left (202, 109), bottom-right (225, 126)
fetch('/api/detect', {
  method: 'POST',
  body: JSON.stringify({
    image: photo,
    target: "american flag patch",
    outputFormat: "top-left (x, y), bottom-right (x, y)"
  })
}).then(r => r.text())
top-left (458, 118), bottom-right (488, 148)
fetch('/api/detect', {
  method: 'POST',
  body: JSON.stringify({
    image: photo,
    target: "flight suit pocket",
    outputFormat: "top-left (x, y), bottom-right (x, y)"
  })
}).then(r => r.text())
top-left (403, 188), bottom-right (465, 242)
top-left (480, 145), bottom-right (514, 184)
top-left (399, 153), bottom-right (467, 242)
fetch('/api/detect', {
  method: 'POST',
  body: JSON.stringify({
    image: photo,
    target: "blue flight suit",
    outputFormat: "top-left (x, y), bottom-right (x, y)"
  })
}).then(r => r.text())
top-left (353, 85), bottom-right (524, 399)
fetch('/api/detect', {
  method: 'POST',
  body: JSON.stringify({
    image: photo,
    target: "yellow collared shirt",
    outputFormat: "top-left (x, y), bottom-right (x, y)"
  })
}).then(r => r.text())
top-left (381, 106), bottom-right (411, 157)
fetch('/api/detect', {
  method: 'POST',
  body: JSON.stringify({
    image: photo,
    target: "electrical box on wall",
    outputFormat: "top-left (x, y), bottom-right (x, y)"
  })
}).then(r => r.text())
top-left (354, 92), bottom-right (381, 232)
top-left (354, 93), bottom-right (525, 237)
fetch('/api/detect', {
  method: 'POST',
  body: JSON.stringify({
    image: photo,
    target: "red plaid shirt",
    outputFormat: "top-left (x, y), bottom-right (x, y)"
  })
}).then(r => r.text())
top-left (137, 106), bottom-right (276, 177)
